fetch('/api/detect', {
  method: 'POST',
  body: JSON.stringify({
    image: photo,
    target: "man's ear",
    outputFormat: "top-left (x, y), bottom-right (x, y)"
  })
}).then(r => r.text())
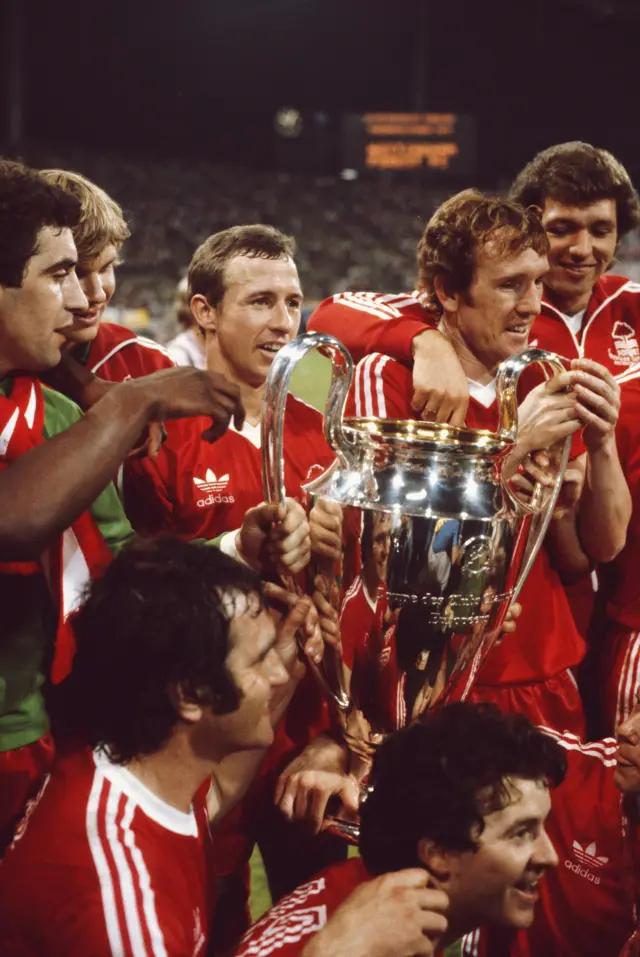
top-left (190, 294), bottom-right (218, 336)
top-left (418, 837), bottom-right (460, 885)
top-left (169, 682), bottom-right (205, 725)
top-left (433, 274), bottom-right (460, 318)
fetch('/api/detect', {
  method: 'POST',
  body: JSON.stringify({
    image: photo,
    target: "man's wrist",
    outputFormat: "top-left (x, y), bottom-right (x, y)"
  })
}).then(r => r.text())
top-left (107, 378), bottom-right (158, 421)
top-left (219, 529), bottom-right (249, 564)
top-left (585, 431), bottom-right (616, 459)
top-left (412, 326), bottom-right (439, 357)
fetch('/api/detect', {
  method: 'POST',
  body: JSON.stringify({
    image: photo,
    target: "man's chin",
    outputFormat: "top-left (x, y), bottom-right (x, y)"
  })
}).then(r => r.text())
top-left (64, 322), bottom-right (101, 347)
top-left (614, 764), bottom-right (640, 794)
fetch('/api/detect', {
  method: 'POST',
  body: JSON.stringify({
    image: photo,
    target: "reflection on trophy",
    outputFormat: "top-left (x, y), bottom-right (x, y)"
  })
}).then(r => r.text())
top-left (262, 332), bottom-right (570, 834)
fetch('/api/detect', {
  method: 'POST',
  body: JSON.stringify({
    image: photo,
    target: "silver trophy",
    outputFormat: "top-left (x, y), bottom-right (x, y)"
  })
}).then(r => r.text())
top-left (262, 333), bottom-right (569, 836)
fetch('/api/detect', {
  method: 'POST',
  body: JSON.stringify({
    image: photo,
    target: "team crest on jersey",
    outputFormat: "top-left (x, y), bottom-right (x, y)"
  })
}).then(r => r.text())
top-left (564, 839), bottom-right (609, 885)
top-left (193, 470), bottom-right (235, 508)
top-left (608, 321), bottom-right (640, 367)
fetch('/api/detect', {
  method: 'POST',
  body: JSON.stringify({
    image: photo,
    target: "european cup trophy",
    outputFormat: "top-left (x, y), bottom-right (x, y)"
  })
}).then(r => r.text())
top-left (262, 333), bottom-right (570, 839)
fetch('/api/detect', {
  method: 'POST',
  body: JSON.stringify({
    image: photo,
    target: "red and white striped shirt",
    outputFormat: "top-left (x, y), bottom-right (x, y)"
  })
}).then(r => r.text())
top-left (345, 354), bottom-right (585, 686)
top-left (309, 277), bottom-right (640, 378)
top-left (0, 748), bottom-right (213, 957)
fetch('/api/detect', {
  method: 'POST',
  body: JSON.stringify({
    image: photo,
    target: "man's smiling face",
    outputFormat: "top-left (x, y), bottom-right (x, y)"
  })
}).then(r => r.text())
top-left (541, 198), bottom-right (618, 315)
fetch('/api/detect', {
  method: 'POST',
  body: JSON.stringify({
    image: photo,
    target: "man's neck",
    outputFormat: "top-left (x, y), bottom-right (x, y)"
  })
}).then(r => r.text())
top-left (543, 285), bottom-right (592, 318)
top-left (438, 320), bottom-right (495, 386)
top-left (126, 737), bottom-right (214, 815)
top-left (362, 568), bottom-right (379, 603)
top-left (437, 905), bottom-right (477, 951)
top-left (206, 351), bottom-right (264, 427)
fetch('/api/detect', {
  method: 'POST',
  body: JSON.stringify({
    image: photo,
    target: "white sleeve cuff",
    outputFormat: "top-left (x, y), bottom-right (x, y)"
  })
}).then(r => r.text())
top-left (218, 529), bottom-right (247, 564)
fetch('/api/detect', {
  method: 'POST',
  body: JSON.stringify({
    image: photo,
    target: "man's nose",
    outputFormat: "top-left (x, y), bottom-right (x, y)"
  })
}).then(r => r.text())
top-left (64, 271), bottom-right (89, 312)
top-left (271, 301), bottom-right (298, 333)
top-left (81, 273), bottom-right (108, 306)
top-left (569, 229), bottom-right (593, 260)
top-left (616, 715), bottom-right (638, 744)
top-left (532, 828), bottom-right (559, 870)
top-left (516, 282), bottom-right (542, 317)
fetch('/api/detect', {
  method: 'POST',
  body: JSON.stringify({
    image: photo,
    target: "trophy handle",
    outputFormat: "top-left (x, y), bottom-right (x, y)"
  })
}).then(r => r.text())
top-left (262, 332), bottom-right (354, 507)
top-left (261, 333), bottom-right (354, 715)
top-left (494, 348), bottom-right (572, 603)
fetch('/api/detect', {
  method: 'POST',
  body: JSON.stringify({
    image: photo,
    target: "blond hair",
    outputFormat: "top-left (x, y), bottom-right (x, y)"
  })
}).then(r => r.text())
top-left (40, 169), bottom-right (130, 262)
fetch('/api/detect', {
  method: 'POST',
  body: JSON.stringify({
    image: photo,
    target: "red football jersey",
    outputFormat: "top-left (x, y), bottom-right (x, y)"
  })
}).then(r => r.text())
top-left (309, 277), bottom-right (640, 378)
top-left (464, 730), bottom-right (636, 957)
top-left (532, 275), bottom-right (640, 375)
top-left (0, 748), bottom-right (213, 957)
top-left (339, 578), bottom-right (403, 730)
top-left (235, 857), bottom-right (372, 957)
top-left (124, 394), bottom-right (334, 541)
top-left (599, 369), bottom-right (640, 630)
top-left (86, 321), bottom-right (175, 382)
top-left (340, 576), bottom-right (382, 676)
top-left (348, 354), bottom-right (585, 686)
top-left (123, 393), bottom-right (337, 887)
top-left (308, 290), bottom-right (434, 364)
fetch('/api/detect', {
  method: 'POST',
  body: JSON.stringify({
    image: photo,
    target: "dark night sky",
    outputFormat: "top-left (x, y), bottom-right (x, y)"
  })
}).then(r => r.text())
top-left (5, 0), bottom-right (640, 183)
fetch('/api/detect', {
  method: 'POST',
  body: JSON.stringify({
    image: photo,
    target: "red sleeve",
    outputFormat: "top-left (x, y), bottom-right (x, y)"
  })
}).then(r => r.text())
top-left (235, 876), bottom-right (330, 957)
top-left (345, 354), bottom-right (415, 419)
top-left (617, 378), bottom-right (640, 472)
top-left (308, 294), bottom-right (433, 364)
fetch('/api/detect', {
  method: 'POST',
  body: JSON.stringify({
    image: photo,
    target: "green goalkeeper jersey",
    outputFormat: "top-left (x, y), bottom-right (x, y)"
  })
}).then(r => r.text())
top-left (0, 379), bottom-right (134, 752)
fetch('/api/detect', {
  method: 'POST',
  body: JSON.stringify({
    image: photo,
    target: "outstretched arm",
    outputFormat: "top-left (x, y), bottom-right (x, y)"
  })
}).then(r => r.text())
top-left (0, 368), bottom-right (243, 559)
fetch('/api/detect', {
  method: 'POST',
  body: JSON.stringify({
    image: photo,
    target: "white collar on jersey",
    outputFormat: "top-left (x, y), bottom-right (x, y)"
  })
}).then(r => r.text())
top-left (93, 749), bottom-right (200, 836)
top-left (467, 378), bottom-right (497, 409)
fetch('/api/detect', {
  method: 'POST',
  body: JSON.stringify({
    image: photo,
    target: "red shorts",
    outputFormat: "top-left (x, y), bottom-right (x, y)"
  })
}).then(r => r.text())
top-left (599, 622), bottom-right (640, 733)
top-left (464, 668), bottom-right (585, 737)
top-left (0, 733), bottom-right (55, 855)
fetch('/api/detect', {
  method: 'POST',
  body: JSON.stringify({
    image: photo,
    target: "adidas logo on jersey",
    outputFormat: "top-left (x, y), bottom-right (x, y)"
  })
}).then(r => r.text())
top-left (564, 840), bottom-right (609, 885)
top-left (193, 470), bottom-right (235, 508)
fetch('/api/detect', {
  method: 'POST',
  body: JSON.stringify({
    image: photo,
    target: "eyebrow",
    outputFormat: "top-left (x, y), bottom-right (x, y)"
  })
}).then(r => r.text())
top-left (502, 816), bottom-right (540, 837)
top-left (546, 215), bottom-right (615, 227)
top-left (43, 257), bottom-right (77, 274)
top-left (245, 288), bottom-right (302, 299)
top-left (496, 271), bottom-right (542, 283)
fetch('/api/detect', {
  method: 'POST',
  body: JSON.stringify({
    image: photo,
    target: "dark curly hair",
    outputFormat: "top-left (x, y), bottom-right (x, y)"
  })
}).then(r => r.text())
top-left (359, 702), bottom-right (566, 876)
top-left (509, 142), bottom-right (640, 239)
top-left (416, 190), bottom-right (549, 307)
top-left (0, 159), bottom-right (82, 287)
top-left (60, 536), bottom-right (266, 763)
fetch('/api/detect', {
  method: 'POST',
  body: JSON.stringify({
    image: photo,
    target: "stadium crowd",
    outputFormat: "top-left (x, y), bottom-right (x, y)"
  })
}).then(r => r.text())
top-left (0, 141), bottom-right (639, 957)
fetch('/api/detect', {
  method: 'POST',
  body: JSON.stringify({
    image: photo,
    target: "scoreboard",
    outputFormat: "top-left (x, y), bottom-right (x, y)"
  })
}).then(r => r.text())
top-left (342, 112), bottom-right (477, 177)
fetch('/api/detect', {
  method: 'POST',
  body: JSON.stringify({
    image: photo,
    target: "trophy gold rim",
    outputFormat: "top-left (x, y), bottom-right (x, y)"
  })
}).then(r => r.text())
top-left (342, 417), bottom-right (514, 455)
